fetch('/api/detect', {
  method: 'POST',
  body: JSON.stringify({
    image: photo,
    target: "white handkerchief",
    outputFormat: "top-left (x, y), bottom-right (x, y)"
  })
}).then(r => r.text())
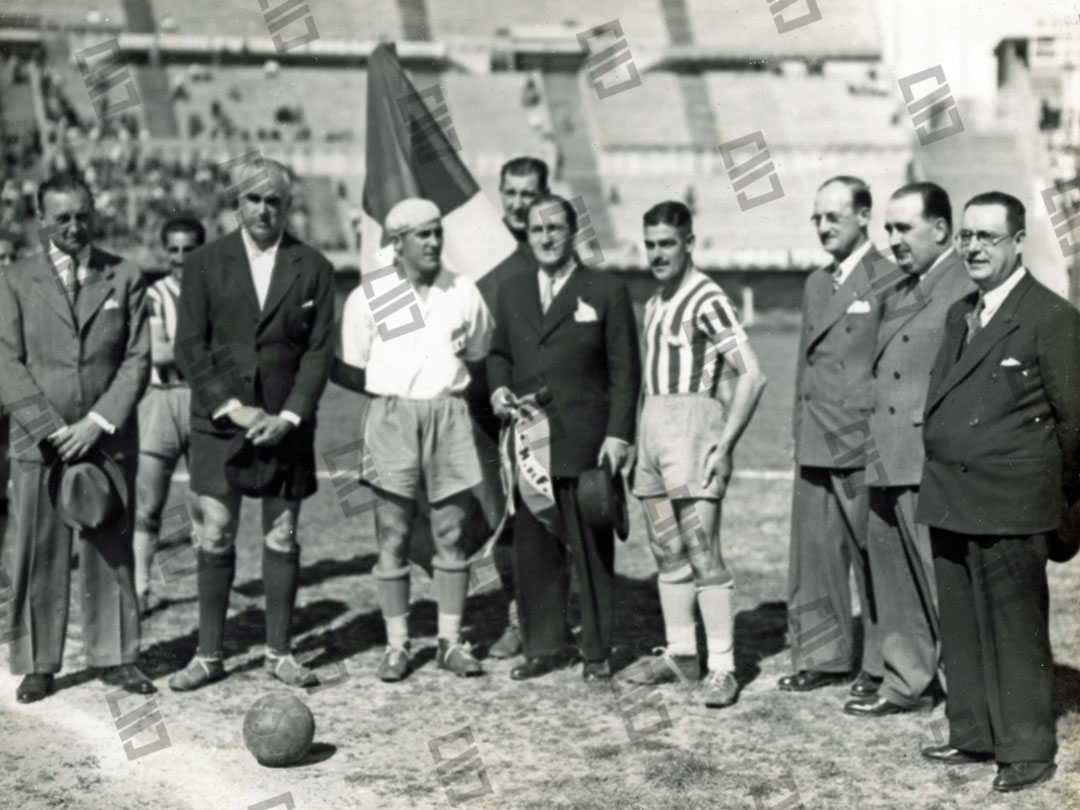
top-left (999, 357), bottom-right (1021, 367)
top-left (103, 299), bottom-right (121, 311)
top-left (846, 299), bottom-right (872, 314)
top-left (574, 298), bottom-right (598, 323)
top-left (301, 299), bottom-right (315, 309)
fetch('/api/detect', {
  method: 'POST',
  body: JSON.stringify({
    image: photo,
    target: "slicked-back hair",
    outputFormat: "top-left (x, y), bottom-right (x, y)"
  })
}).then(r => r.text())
top-left (500, 157), bottom-right (550, 193)
top-left (525, 193), bottom-right (577, 235)
top-left (37, 173), bottom-right (93, 215)
top-left (160, 214), bottom-right (207, 247)
top-left (819, 175), bottom-right (872, 213)
top-left (643, 201), bottom-right (693, 235)
top-left (965, 191), bottom-right (1026, 235)
top-left (892, 182), bottom-right (952, 230)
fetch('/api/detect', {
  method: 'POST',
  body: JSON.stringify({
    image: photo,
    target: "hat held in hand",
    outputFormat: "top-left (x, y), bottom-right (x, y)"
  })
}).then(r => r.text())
top-left (47, 450), bottom-right (129, 531)
top-left (577, 462), bottom-right (629, 541)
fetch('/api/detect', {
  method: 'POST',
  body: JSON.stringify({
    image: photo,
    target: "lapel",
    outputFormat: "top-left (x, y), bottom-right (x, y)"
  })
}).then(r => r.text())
top-left (926, 273), bottom-right (1033, 413)
top-left (539, 262), bottom-right (591, 344)
top-left (76, 248), bottom-right (118, 336)
top-left (31, 253), bottom-right (76, 331)
top-left (224, 230), bottom-right (261, 315)
top-left (517, 265), bottom-right (544, 335)
top-left (807, 255), bottom-right (872, 350)
top-left (873, 249), bottom-right (961, 363)
top-left (258, 231), bottom-right (300, 330)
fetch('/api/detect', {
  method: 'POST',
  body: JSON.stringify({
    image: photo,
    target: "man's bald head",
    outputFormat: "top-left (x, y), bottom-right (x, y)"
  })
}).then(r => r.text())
top-left (235, 157), bottom-right (293, 248)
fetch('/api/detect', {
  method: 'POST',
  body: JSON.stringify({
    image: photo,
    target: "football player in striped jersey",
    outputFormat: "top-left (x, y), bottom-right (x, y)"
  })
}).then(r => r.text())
top-left (132, 215), bottom-right (205, 615)
top-left (626, 201), bottom-right (766, 708)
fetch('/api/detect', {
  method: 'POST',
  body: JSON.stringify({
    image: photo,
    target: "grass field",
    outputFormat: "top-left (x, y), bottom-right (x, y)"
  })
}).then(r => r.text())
top-left (1, 325), bottom-right (1078, 810)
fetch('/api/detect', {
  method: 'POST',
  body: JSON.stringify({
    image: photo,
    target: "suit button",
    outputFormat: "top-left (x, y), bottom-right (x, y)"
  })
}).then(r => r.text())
top-left (888, 406), bottom-right (896, 415)
top-left (969, 417), bottom-right (979, 427)
top-left (807, 359), bottom-right (815, 367)
top-left (902, 335), bottom-right (909, 342)
top-left (893, 371), bottom-right (900, 380)
top-left (991, 373), bottom-right (998, 381)
top-left (960, 463), bottom-right (969, 473)
top-left (845, 325), bottom-right (852, 333)
top-left (871, 370), bottom-right (878, 380)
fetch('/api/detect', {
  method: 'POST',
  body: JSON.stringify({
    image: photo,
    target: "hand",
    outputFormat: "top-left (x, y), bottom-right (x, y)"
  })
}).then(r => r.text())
top-left (491, 386), bottom-right (518, 420)
top-left (49, 417), bottom-right (104, 462)
top-left (246, 414), bottom-right (293, 447)
top-left (228, 404), bottom-right (267, 429)
top-left (597, 437), bottom-right (632, 476)
top-left (701, 445), bottom-right (734, 498)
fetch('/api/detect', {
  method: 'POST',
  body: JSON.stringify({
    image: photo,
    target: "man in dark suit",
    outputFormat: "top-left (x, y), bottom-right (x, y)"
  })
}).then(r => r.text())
top-left (487, 193), bottom-right (640, 681)
top-left (0, 173), bottom-right (152, 702)
top-left (169, 158), bottom-right (335, 691)
top-left (845, 182), bottom-right (975, 717)
top-left (779, 176), bottom-right (884, 696)
top-left (918, 192), bottom-right (1080, 792)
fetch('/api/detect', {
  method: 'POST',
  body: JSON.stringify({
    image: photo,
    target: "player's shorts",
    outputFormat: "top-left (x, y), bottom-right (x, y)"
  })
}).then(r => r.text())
top-left (632, 393), bottom-right (726, 500)
top-left (363, 394), bottom-right (483, 503)
top-left (138, 385), bottom-right (191, 462)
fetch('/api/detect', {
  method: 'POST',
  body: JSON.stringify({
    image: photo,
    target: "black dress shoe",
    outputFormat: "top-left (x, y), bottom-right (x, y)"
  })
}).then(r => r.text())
top-left (920, 744), bottom-right (993, 765)
top-left (16, 673), bottom-right (54, 703)
top-left (992, 761), bottom-right (1056, 792)
top-left (849, 671), bottom-right (882, 697)
top-left (100, 664), bottom-right (157, 695)
top-left (511, 655), bottom-right (569, 681)
top-left (843, 695), bottom-right (913, 717)
top-left (582, 659), bottom-right (611, 682)
top-left (777, 670), bottom-right (850, 692)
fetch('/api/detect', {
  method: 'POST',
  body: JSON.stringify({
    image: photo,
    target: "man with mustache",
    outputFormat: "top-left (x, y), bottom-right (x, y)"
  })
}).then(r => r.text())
top-left (917, 192), bottom-right (1080, 792)
top-left (844, 182), bottom-right (974, 717)
top-left (779, 176), bottom-right (885, 697)
top-left (337, 198), bottom-right (494, 682)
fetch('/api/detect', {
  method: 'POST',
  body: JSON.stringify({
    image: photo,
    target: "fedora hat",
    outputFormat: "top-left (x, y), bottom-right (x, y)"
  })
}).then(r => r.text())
top-left (47, 449), bottom-right (129, 531)
top-left (1049, 496), bottom-right (1080, 564)
top-left (577, 463), bottom-right (629, 541)
top-left (224, 433), bottom-right (284, 498)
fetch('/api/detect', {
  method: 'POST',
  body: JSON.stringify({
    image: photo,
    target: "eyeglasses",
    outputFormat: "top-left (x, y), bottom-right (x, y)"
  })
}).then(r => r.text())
top-left (956, 230), bottom-right (1015, 248)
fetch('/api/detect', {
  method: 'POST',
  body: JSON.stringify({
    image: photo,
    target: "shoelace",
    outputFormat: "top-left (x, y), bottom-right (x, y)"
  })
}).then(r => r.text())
top-left (444, 641), bottom-right (477, 660)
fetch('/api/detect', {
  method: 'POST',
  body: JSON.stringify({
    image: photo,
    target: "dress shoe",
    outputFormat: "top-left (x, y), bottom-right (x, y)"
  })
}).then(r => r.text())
top-left (582, 659), bottom-right (611, 682)
top-left (16, 673), bottom-right (54, 703)
top-left (920, 744), bottom-right (993, 765)
top-left (843, 695), bottom-right (914, 717)
top-left (849, 671), bottom-right (882, 697)
top-left (489, 625), bottom-right (522, 659)
top-left (777, 670), bottom-right (850, 692)
top-left (511, 654), bottom-right (570, 681)
top-left (100, 664), bottom-right (157, 695)
top-left (993, 761), bottom-right (1056, 792)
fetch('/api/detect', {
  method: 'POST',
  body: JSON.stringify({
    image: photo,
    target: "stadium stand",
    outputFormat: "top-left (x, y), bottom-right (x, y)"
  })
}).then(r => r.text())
top-left (0, 1), bottom-right (127, 30)
top-left (150, 0), bottom-right (403, 41)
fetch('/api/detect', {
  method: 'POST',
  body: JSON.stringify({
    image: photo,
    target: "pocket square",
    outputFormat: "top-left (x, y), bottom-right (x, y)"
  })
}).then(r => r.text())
top-left (846, 299), bottom-right (872, 314)
top-left (103, 299), bottom-right (121, 311)
top-left (574, 298), bottom-right (599, 323)
top-left (300, 299), bottom-right (315, 309)
top-left (999, 357), bottom-right (1021, 367)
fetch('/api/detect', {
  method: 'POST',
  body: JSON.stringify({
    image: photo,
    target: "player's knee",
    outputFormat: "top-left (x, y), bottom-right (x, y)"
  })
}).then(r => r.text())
top-left (431, 516), bottom-right (465, 554)
top-left (376, 524), bottom-right (410, 565)
top-left (198, 514), bottom-right (237, 554)
top-left (264, 512), bottom-right (298, 553)
top-left (694, 567), bottom-right (735, 589)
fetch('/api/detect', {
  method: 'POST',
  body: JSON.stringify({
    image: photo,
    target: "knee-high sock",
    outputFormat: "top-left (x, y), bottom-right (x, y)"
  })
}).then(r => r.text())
top-left (376, 564), bottom-right (411, 648)
top-left (263, 546), bottom-right (300, 656)
top-left (658, 564), bottom-right (697, 655)
top-left (196, 548), bottom-right (235, 658)
top-left (697, 577), bottom-right (736, 673)
top-left (434, 559), bottom-right (470, 642)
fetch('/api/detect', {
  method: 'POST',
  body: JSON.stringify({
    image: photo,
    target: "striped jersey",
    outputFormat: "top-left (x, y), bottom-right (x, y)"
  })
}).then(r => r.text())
top-left (146, 274), bottom-right (185, 386)
top-left (643, 267), bottom-right (748, 396)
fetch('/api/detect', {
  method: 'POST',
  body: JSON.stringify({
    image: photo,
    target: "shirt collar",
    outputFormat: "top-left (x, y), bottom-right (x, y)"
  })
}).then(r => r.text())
top-left (47, 241), bottom-right (90, 274)
top-left (539, 255), bottom-right (576, 281)
top-left (240, 227), bottom-right (282, 260)
top-left (833, 239), bottom-right (873, 286)
top-left (980, 265), bottom-right (1027, 319)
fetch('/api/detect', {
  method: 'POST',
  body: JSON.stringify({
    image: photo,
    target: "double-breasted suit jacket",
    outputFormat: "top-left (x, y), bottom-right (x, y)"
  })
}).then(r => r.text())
top-left (175, 228), bottom-right (335, 500)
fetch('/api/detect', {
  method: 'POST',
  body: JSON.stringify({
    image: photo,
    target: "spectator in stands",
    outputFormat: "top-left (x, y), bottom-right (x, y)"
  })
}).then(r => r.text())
top-left (169, 159), bottom-right (335, 692)
top-left (132, 215), bottom-right (207, 617)
top-left (779, 176), bottom-right (884, 697)
top-left (0, 173), bottom-right (153, 703)
top-left (624, 201), bottom-right (766, 708)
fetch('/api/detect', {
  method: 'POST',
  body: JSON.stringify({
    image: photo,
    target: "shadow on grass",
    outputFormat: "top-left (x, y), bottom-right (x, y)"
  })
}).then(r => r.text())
top-left (1052, 662), bottom-right (1080, 719)
top-left (231, 553), bottom-right (379, 598)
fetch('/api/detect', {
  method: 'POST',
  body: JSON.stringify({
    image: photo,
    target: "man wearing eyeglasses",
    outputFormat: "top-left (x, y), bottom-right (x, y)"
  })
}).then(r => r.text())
top-left (917, 192), bottom-right (1080, 792)
top-left (131, 215), bottom-right (206, 616)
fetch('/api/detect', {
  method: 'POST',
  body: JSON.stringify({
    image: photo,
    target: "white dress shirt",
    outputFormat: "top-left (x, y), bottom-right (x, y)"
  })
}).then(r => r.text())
top-left (832, 239), bottom-right (874, 287)
top-left (538, 257), bottom-right (576, 311)
top-left (977, 266), bottom-right (1027, 327)
top-left (240, 227), bottom-right (281, 310)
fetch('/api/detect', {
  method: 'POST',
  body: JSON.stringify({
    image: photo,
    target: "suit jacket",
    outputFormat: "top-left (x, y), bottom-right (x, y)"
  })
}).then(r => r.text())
top-left (793, 248), bottom-right (894, 468)
top-left (487, 260), bottom-right (641, 478)
top-left (869, 249), bottom-right (976, 487)
top-left (0, 247), bottom-right (149, 462)
top-left (175, 229), bottom-right (334, 430)
top-left (917, 270), bottom-right (1080, 535)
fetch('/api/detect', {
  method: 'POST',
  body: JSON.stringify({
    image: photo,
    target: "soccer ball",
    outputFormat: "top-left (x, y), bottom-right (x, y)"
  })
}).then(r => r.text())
top-left (242, 693), bottom-right (315, 767)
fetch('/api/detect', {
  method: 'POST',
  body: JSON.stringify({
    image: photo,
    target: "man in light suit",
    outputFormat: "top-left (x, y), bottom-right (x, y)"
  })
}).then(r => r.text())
top-left (488, 193), bottom-right (640, 681)
top-left (169, 158), bottom-right (335, 691)
top-left (918, 192), bottom-right (1080, 792)
top-left (0, 173), bottom-right (151, 702)
top-left (779, 176), bottom-right (885, 695)
top-left (844, 182), bottom-right (975, 717)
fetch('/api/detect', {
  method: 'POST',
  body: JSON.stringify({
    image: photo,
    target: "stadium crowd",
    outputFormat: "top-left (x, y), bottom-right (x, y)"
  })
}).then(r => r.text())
top-left (0, 149), bottom-right (1077, 796)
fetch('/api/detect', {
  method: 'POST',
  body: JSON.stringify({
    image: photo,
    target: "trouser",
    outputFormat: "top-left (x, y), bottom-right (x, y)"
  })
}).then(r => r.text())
top-left (787, 465), bottom-right (881, 676)
top-left (512, 478), bottom-right (615, 661)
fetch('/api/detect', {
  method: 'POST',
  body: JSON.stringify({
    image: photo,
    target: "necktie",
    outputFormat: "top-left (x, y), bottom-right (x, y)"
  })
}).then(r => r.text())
top-left (965, 297), bottom-right (986, 344)
top-left (63, 255), bottom-right (81, 309)
top-left (539, 271), bottom-right (554, 314)
top-left (830, 264), bottom-right (841, 293)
